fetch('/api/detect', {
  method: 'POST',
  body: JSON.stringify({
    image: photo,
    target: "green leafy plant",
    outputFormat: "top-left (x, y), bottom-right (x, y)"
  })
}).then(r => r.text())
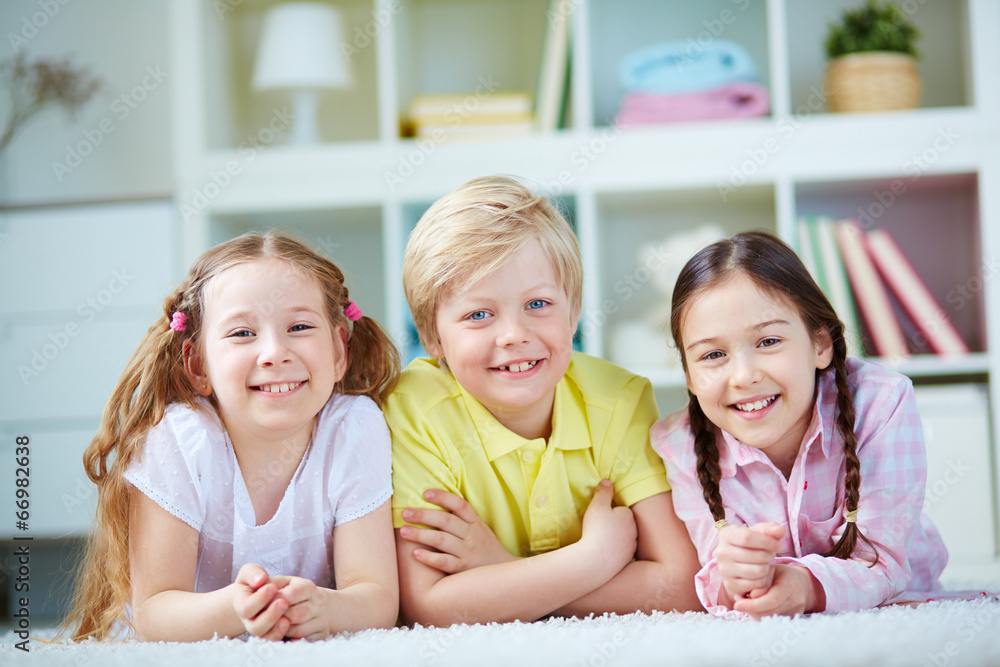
top-left (824, 0), bottom-right (920, 60)
top-left (0, 52), bottom-right (102, 154)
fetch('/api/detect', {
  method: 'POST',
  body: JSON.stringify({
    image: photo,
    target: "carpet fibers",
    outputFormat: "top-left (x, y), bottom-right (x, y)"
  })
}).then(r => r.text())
top-left (4, 598), bottom-right (1000, 666)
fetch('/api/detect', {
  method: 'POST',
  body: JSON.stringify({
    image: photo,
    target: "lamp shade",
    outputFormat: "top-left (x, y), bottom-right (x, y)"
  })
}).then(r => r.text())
top-left (252, 2), bottom-right (351, 91)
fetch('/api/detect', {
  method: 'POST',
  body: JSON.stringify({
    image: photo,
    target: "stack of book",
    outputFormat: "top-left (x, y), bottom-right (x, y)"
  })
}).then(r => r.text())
top-left (797, 217), bottom-right (970, 359)
top-left (404, 91), bottom-right (534, 143)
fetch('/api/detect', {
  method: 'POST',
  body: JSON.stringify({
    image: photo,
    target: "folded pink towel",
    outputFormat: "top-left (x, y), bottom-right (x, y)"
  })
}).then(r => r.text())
top-left (614, 82), bottom-right (769, 126)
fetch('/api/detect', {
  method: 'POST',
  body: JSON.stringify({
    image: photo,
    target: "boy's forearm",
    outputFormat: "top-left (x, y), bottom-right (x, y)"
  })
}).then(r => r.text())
top-left (553, 558), bottom-right (703, 617)
top-left (132, 586), bottom-right (245, 642)
top-left (401, 541), bottom-right (620, 626)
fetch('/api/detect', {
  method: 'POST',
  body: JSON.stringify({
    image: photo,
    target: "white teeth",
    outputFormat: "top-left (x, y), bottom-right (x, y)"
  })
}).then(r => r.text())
top-left (258, 382), bottom-right (300, 393)
top-left (502, 361), bottom-right (537, 373)
top-left (735, 396), bottom-right (776, 412)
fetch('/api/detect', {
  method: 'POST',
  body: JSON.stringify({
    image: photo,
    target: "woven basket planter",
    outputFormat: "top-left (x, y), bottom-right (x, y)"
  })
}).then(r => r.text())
top-left (825, 52), bottom-right (921, 112)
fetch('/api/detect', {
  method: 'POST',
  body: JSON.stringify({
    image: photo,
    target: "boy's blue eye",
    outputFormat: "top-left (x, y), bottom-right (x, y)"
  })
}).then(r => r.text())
top-left (527, 300), bottom-right (546, 310)
top-left (469, 311), bottom-right (488, 321)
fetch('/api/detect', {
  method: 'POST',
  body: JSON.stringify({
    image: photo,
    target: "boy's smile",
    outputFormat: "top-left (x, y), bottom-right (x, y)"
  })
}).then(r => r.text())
top-left (430, 238), bottom-right (579, 440)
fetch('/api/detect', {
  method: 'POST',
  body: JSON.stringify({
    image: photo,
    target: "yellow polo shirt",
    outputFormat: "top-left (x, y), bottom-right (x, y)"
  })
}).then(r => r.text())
top-left (386, 352), bottom-right (669, 557)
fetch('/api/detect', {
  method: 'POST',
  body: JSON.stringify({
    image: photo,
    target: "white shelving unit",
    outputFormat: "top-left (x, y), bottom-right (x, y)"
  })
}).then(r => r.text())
top-left (169, 0), bottom-right (1000, 577)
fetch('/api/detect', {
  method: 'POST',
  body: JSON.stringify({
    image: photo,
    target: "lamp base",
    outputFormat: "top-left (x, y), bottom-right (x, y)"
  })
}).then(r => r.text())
top-left (289, 89), bottom-right (322, 145)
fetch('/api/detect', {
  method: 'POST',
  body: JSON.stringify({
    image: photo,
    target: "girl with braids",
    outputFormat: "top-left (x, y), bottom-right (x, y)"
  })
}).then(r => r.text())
top-left (651, 230), bottom-right (947, 618)
top-left (62, 231), bottom-right (401, 641)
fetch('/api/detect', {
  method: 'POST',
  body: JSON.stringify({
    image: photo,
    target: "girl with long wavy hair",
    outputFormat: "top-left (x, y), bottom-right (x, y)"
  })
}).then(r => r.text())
top-left (62, 231), bottom-right (400, 641)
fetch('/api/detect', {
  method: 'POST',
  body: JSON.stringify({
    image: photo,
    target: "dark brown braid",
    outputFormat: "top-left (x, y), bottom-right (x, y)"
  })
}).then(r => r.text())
top-left (670, 231), bottom-right (879, 565)
top-left (823, 325), bottom-right (879, 565)
top-left (689, 393), bottom-right (726, 523)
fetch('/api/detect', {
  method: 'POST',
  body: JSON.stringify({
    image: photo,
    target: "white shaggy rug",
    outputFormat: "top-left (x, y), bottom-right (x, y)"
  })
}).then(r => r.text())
top-left (5, 598), bottom-right (1000, 667)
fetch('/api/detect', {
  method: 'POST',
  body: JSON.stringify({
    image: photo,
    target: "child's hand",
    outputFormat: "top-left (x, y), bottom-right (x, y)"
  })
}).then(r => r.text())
top-left (733, 564), bottom-right (825, 619)
top-left (399, 489), bottom-right (517, 574)
top-left (580, 480), bottom-right (637, 576)
top-left (271, 576), bottom-right (330, 641)
top-left (231, 563), bottom-right (290, 640)
top-left (714, 522), bottom-right (784, 603)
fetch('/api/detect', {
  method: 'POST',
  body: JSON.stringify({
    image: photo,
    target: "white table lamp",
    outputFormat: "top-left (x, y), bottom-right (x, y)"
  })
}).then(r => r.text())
top-left (252, 2), bottom-right (351, 145)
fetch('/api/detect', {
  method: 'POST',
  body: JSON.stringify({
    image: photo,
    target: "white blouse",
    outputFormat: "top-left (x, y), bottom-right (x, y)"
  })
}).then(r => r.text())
top-left (124, 393), bottom-right (392, 593)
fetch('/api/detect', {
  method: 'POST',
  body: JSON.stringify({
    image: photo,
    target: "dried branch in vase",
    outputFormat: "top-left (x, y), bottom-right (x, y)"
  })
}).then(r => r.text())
top-left (0, 52), bottom-right (103, 154)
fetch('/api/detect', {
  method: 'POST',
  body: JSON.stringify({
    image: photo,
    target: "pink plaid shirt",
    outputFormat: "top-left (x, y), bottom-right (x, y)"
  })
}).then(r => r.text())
top-left (652, 358), bottom-right (947, 616)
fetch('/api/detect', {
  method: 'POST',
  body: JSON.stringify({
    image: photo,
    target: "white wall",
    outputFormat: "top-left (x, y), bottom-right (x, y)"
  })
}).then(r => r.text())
top-left (0, 0), bottom-right (173, 205)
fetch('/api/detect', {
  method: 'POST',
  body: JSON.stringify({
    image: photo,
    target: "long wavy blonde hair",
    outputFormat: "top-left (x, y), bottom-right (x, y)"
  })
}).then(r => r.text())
top-left (61, 231), bottom-right (400, 640)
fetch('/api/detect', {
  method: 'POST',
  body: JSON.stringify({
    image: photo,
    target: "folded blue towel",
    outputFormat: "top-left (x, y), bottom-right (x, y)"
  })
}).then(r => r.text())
top-left (619, 40), bottom-right (759, 94)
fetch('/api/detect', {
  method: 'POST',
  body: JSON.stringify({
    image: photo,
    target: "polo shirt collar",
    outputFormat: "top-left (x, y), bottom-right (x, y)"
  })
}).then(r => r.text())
top-left (460, 377), bottom-right (591, 462)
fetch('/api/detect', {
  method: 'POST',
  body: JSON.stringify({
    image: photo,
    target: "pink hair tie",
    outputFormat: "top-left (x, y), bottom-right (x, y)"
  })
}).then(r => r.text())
top-left (344, 301), bottom-right (363, 322)
top-left (169, 311), bottom-right (187, 332)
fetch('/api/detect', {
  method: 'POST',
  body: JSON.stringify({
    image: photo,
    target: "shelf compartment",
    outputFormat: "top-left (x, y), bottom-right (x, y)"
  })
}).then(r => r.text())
top-left (199, 0), bottom-right (380, 150)
top-left (393, 0), bottom-right (548, 137)
top-left (795, 172), bottom-right (984, 358)
top-left (786, 0), bottom-right (972, 114)
top-left (587, 0), bottom-right (771, 128)
top-left (592, 184), bottom-right (776, 368)
top-left (209, 206), bottom-right (387, 326)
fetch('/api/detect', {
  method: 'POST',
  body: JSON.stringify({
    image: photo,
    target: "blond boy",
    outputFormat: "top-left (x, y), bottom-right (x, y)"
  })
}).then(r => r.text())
top-left (386, 176), bottom-right (701, 625)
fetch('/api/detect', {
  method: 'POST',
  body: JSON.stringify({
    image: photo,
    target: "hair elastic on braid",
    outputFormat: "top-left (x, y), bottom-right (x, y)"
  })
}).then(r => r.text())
top-left (845, 509), bottom-right (859, 523)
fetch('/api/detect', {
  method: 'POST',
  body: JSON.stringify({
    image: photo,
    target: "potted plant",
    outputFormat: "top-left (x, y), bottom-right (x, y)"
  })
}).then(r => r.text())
top-left (823, 0), bottom-right (921, 113)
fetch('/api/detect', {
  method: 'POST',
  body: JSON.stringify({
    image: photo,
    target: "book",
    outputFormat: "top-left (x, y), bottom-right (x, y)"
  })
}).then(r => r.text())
top-left (408, 91), bottom-right (533, 117)
top-left (406, 91), bottom-right (534, 141)
top-left (415, 122), bottom-right (533, 143)
top-left (833, 220), bottom-right (909, 359)
top-left (866, 227), bottom-right (969, 356)
top-left (534, 0), bottom-right (572, 132)
top-left (814, 217), bottom-right (864, 357)
top-left (796, 217), bottom-right (821, 284)
top-left (797, 217), bottom-right (863, 357)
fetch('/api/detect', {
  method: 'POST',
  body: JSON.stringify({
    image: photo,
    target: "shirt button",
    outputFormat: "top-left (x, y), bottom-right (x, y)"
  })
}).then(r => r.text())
top-left (536, 495), bottom-right (547, 508)
top-left (522, 451), bottom-right (534, 462)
